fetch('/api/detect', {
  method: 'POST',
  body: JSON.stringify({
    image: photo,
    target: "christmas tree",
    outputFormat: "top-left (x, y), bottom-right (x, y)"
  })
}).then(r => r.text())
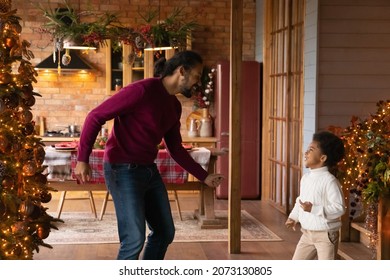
top-left (0, 0), bottom-right (59, 259)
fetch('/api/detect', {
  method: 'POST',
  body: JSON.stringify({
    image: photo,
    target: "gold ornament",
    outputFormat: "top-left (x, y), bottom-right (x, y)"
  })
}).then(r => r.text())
top-left (18, 109), bottom-right (33, 124)
top-left (3, 37), bottom-right (16, 49)
top-left (34, 146), bottom-right (45, 165)
top-left (19, 200), bottom-right (35, 216)
top-left (36, 225), bottom-right (50, 239)
top-left (22, 161), bottom-right (37, 176)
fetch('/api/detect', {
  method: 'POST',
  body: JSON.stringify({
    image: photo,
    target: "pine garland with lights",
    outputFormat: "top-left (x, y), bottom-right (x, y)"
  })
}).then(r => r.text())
top-left (332, 100), bottom-right (390, 258)
top-left (0, 1), bottom-right (60, 259)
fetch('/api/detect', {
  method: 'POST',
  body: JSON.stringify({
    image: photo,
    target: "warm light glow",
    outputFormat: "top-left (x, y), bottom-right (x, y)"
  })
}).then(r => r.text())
top-left (63, 45), bottom-right (97, 50)
top-left (63, 40), bottom-right (97, 50)
top-left (144, 46), bottom-right (176, 51)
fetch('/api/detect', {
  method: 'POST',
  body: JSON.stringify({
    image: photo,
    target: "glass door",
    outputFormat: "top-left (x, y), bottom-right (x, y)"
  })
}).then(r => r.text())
top-left (263, 0), bottom-right (305, 214)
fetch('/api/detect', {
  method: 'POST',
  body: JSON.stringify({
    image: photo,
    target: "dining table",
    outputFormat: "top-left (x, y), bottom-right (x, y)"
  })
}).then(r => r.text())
top-left (43, 146), bottom-right (224, 228)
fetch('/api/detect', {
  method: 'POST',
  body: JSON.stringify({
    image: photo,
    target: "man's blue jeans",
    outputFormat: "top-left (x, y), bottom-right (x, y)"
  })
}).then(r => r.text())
top-left (103, 162), bottom-right (175, 260)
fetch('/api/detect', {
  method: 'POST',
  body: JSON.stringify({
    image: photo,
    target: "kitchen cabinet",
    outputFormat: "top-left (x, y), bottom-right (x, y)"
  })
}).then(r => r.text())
top-left (104, 40), bottom-right (177, 95)
top-left (143, 48), bottom-right (176, 78)
top-left (104, 40), bottom-right (134, 95)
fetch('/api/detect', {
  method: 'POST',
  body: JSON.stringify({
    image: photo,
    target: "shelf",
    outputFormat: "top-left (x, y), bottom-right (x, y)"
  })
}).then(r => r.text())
top-left (105, 42), bottom-right (181, 94)
top-left (144, 48), bottom-right (176, 78)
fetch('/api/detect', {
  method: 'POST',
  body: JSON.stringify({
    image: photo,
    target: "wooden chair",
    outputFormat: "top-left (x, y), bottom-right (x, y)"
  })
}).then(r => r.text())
top-left (48, 180), bottom-right (107, 219)
top-left (99, 190), bottom-right (183, 221)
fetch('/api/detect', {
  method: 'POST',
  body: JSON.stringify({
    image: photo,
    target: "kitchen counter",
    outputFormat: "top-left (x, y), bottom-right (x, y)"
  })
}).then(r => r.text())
top-left (40, 136), bottom-right (79, 146)
top-left (181, 136), bottom-right (217, 143)
top-left (40, 136), bottom-right (79, 143)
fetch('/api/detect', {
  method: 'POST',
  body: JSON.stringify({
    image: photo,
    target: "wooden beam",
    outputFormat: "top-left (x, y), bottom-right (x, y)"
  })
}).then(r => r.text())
top-left (228, 0), bottom-right (243, 254)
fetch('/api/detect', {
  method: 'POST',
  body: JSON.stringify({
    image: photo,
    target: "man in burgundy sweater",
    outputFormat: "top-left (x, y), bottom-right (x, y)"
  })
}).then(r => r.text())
top-left (74, 51), bottom-right (224, 260)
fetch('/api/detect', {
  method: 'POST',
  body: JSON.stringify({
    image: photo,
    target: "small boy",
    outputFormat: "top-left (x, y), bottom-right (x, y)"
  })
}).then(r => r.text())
top-left (285, 131), bottom-right (345, 260)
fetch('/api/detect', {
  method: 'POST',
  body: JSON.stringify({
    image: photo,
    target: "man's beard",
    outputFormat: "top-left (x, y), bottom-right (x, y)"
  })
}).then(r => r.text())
top-left (180, 72), bottom-right (199, 98)
top-left (181, 84), bottom-right (201, 98)
top-left (181, 88), bottom-right (193, 98)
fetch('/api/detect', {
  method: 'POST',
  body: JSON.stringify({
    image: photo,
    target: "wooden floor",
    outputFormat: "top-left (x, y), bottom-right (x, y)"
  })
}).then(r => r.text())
top-left (33, 191), bottom-right (306, 260)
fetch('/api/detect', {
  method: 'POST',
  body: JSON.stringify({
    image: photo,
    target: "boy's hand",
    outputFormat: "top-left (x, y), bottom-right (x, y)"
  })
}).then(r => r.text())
top-left (299, 199), bottom-right (313, 212)
top-left (285, 218), bottom-right (297, 231)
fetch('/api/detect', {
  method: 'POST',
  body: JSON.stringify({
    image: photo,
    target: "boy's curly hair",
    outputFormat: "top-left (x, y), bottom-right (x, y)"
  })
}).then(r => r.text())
top-left (313, 131), bottom-right (345, 168)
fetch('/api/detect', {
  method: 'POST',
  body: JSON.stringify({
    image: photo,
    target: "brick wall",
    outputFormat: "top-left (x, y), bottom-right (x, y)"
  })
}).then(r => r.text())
top-left (12, 0), bottom-right (256, 133)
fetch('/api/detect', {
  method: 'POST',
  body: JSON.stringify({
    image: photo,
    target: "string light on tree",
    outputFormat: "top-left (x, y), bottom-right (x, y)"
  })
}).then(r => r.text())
top-left (330, 99), bottom-right (389, 259)
top-left (0, 0), bottom-right (61, 260)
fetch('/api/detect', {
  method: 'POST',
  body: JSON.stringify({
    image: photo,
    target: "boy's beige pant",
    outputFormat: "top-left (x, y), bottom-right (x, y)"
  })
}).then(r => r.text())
top-left (292, 229), bottom-right (339, 260)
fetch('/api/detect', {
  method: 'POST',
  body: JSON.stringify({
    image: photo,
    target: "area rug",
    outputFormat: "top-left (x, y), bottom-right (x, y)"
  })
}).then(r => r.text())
top-left (45, 210), bottom-right (282, 244)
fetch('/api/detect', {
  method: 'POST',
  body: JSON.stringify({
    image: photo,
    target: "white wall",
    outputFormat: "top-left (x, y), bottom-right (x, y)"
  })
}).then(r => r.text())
top-left (317, 0), bottom-right (390, 130)
top-left (303, 0), bottom-right (319, 155)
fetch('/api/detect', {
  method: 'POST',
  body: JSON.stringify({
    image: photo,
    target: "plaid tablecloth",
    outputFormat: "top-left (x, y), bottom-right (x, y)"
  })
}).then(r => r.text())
top-left (154, 148), bottom-right (210, 183)
top-left (44, 147), bottom-right (211, 184)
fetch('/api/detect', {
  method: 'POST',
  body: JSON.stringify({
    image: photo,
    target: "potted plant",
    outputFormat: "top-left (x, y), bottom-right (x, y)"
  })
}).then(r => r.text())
top-left (137, 7), bottom-right (198, 50)
top-left (38, 0), bottom-right (198, 52)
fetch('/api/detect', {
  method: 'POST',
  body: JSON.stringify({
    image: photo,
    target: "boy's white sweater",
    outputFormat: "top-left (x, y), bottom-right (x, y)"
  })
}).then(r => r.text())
top-left (288, 166), bottom-right (345, 231)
